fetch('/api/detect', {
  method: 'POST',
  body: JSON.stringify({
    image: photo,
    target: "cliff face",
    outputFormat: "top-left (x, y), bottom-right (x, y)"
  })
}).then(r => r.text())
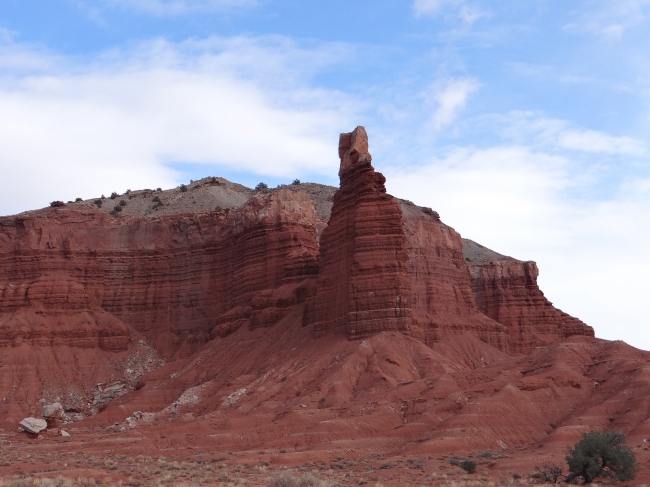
top-left (0, 189), bottom-right (319, 359)
top-left (0, 125), bottom-right (597, 425)
top-left (304, 127), bottom-right (510, 351)
top-left (400, 203), bottom-right (510, 350)
top-left (465, 250), bottom-right (593, 353)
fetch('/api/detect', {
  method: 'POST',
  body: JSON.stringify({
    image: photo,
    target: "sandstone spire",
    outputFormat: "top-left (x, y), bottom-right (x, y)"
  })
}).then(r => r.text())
top-left (338, 126), bottom-right (371, 177)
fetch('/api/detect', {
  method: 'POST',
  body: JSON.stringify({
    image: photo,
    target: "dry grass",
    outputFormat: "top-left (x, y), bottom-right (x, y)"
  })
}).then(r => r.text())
top-left (0, 478), bottom-right (99, 487)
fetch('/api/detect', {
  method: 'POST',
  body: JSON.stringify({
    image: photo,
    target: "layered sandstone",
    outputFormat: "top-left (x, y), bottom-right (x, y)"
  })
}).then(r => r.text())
top-left (0, 125), bottom-right (597, 430)
top-left (464, 238), bottom-right (593, 353)
top-left (304, 127), bottom-right (510, 350)
top-left (304, 127), bottom-right (414, 338)
top-left (400, 203), bottom-right (510, 350)
top-left (0, 189), bottom-right (319, 359)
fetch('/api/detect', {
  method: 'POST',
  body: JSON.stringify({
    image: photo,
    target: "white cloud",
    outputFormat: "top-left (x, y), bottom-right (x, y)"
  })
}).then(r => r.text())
top-left (384, 145), bottom-right (650, 350)
top-left (565, 0), bottom-right (650, 39)
top-left (413, 0), bottom-right (485, 24)
top-left (557, 129), bottom-right (646, 155)
top-left (427, 78), bottom-right (480, 130)
top-left (0, 36), bottom-right (359, 216)
top-left (100, 0), bottom-right (256, 16)
top-left (495, 111), bottom-right (647, 156)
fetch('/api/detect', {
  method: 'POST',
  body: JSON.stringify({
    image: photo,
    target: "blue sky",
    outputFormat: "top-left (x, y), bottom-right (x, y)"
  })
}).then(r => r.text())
top-left (1, 0), bottom-right (649, 349)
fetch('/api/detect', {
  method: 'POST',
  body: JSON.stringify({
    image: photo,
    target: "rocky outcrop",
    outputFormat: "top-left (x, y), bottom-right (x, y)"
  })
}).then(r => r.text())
top-left (400, 203), bottom-right (510, 350)
top-left (304, 127), bottom-right (414, 339)
top-left (305, 127), bottom-right (510, 350)
top-left (0, 189), bottom-right (319, 359)
top-left (0, 126), bottom-right (597, 429)
top-left (464, 238), bottom-right (594, 353)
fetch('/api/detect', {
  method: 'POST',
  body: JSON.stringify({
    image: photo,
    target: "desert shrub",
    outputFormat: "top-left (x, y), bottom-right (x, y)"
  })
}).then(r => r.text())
top-left (93, 199), bottom-right (102, 208)
top-left (50, 201), bottom-right (65, 207)
top-left (125, 189), bottom-right (131, 194)
top-left (112, 205), bottom-right (122, 213)
top-left (215, 205), bottom-right (222, 211)
top-left (152, 196), bottom-right (161, 203)
top-left (460, 460), bottom-right (476, 473)
top-left (119, 200), bottom-right (127, 207)
top-left (298, 473), bottom-right (319, 487)
top-left (292, 179), bottom-right (300, 185)
top-left (566, 430), bottom-right (637, 483)
top-left (533, 464), bottom-right (563, 483)
top-left (179, 184), bottom-right (187, 192)
top-left (268, 470), bottom-right (297, 487)
top-left (255, 182), bottom-right (268, 191)
top-left (476, 450), bottom-right (492, 459)
top-left (110, 192), bottom-right (118, 199)
top-left (75, 197), bottom-right (83, 202)
top-left (156, 187), bottom-right (162, 192)
top-left (448, 456), bottom-right (462, 466)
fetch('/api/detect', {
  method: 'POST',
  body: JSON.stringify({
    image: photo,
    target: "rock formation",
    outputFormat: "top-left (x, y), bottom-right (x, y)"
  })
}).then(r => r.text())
top-left (3, 126), bottom-right (649, 486)
top-left (0, 125), bottom-right (595, 432)
top-left (463, 238), bottom-right (594, 353)
top-left (306, 126), bottom-right (521, 352)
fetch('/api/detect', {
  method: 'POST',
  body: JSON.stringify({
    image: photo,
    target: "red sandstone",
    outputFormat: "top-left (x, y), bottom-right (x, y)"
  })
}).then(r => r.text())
top-left (2, 126), bottom-right (645, 487)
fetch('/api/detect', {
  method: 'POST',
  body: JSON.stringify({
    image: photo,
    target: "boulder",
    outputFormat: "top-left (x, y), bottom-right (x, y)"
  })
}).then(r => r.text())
top-left (19, 418), bottom-right (47, 434)
top-left (42, 402), bottom-right (64, 420)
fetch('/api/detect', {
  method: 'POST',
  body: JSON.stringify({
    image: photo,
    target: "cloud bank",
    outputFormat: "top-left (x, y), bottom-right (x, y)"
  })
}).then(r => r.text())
top-left (0, 36), bottom-right (358, 215)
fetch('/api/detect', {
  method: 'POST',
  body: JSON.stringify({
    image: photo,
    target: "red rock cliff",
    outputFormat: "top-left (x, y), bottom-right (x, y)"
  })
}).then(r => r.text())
top-left (463, 238), bottom-right (594, 353)
top-left (304, 127), bottom-right (413, 338)
top-left (0, 189), bottom-right (319, 359)
top-left (305, 127), bottom-right (510, 351)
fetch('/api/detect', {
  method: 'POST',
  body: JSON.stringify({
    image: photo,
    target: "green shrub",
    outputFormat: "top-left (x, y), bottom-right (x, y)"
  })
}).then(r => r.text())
top-left (255, 182), bottom-right (268, 191)
top-left (292, 179), bottom-right (300, 185)
top-left (119, 200), bottom-right (127, 207)
top-left (110, 192), bottom-right (118, 199)
top-left (75, 197), bottom-right (83, 202)
top-left (93, 199), bottom-right (102, 208)
top-left (566, 430), bottom-right (637, 483)
top-left (460, 460), bottom-right (476, 473)
top-left (50, 201), bottom-right (65, 207)
top-left (179, 184), bottom-right (187, 192)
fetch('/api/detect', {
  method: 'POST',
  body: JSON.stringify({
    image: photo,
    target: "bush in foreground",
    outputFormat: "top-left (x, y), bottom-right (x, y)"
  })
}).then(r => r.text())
top-left (565, 430), bottom-right (637, 483)
top-left (460, 459), bottom-right (476, 473)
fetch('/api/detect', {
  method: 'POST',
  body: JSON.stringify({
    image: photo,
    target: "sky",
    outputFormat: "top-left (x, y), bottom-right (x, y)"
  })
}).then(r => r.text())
top-left (1, 0), bottom-right (649, 349)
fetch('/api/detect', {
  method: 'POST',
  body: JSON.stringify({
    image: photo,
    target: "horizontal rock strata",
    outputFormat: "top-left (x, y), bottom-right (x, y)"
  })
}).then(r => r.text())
top-left (464, 242), bottom-right (593, 353)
